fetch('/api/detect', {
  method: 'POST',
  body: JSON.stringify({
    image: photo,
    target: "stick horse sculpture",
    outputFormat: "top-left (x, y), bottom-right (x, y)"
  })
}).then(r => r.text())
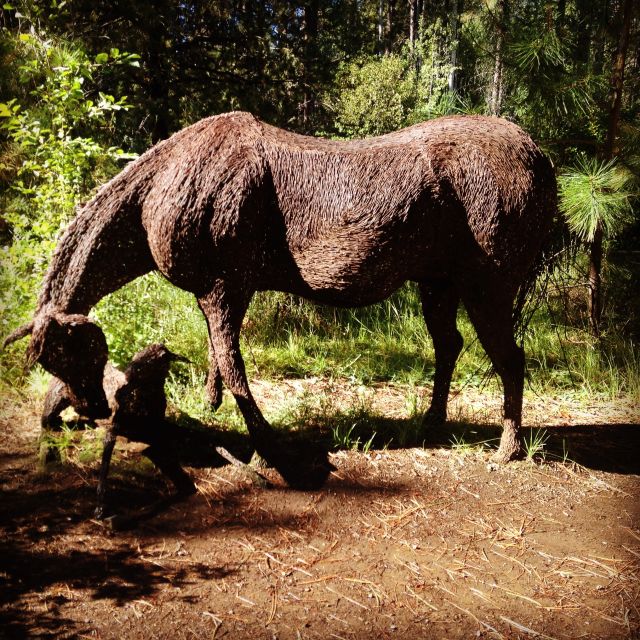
top-left (5, 112), bottom-right (556, 481)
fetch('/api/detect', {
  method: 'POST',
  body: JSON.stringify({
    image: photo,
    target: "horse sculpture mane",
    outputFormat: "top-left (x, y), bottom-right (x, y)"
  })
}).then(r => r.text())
top-left (5, 112), bottom-right (557, 488)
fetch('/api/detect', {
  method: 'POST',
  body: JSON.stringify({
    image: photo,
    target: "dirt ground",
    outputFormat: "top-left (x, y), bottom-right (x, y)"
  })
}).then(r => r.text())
top-left (1, 380), bottom-right (639, 640)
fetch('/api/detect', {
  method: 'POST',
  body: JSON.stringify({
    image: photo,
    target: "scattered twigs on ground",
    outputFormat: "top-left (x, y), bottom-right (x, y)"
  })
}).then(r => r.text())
top-left (215, 446), bottom-right (273, 488)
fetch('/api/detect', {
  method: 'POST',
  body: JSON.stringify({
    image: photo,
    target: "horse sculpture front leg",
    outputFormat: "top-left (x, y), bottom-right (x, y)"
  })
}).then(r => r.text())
top-left (198, 280), bottom-right (272, 436)
top-left (40, 377), bottom-right (74, 464)
top-left (198, 279), bottom-right (334, 489)
top-left (205, 349), bottom-right (224, 410)
top-left (95, 427), bottom-right (117, 519)
top-left (419, 280), bottom-right (464, 425)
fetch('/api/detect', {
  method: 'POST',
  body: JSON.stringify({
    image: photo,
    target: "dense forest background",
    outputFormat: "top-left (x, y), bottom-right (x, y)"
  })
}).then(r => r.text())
top-left (0, 0), bottom-right (638, 419)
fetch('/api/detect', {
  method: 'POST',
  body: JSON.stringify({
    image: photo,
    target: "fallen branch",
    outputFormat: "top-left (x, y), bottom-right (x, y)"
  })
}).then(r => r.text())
top-left (216, 446), bottom-right (273, 488)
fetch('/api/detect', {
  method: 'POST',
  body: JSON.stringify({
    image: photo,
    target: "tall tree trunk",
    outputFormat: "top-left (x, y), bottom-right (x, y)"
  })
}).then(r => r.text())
top-left (588, 0), bottom-right (634, 336)
top-left (556, 0), bottom-right (566, 29)
top-left (377, 0), bottom-right (385, 53)
top-left (593, 1), bottom-right (610, 75)
top-left (144, 5), bottom-right (171, 144)
top-left (489, 0), bottom-right (507, 116)
top-left (604, 0), bottom-right (632, 160)
top-left (588, 0), bottom-right (633, 336)
top-left (377, 0), bottom-right (395, 54)
top-left (385, 0), bottom-right (396, 54)
top-left (409, 0), bottom-right (417, 47)
top-left (301, 1), bottom-right (319, 131)
top-left (588, 223), bottom-right (604, 336)
top-left (148, 35), bottom-right (169, 143)
top-left (448, 0), bottom-right (463, 92)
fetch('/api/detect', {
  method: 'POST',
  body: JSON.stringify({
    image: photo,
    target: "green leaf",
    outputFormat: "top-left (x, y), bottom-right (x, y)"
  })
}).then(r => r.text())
top-left (0, 103), bottom-right (12, 117)
top-left (95, 52), bottom-right (109, 64)
top-left (3, 3), bottom-right (15, 9)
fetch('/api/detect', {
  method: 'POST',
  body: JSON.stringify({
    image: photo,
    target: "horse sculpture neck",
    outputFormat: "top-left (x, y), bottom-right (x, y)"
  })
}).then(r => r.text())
top-left (36, 162), bottom-right (158, 317)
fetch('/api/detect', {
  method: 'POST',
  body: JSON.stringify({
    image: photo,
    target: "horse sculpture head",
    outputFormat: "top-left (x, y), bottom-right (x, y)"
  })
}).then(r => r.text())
top-left (4, 312), bottom-right (111, 420)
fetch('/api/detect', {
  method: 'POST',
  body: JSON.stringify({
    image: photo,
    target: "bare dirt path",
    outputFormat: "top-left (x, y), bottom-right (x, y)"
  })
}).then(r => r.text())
top-left (1, 382), bottom-right (639, 639)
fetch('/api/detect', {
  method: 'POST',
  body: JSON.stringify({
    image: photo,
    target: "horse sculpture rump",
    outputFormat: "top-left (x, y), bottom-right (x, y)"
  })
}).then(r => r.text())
top-left (5, 112), bottom-right (557, 484)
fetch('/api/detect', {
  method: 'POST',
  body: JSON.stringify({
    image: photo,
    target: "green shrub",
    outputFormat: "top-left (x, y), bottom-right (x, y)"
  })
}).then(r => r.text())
top-left (0, 27), bottom-right (137, 378)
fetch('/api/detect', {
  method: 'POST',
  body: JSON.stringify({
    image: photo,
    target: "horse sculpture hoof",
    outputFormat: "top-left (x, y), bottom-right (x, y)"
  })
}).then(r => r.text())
top-left (491, 441), bottom-right (522, 464)
top-left (261, 440), bottom-right (336, 490)
top-left (175, 481), bottom-right (198, 497)
top-left (422, 409), bottom-right (447, 427)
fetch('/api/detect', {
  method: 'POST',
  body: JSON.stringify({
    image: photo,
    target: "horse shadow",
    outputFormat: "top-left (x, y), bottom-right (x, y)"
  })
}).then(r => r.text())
top-left (60, 404), bottom-right (640, 493)
top-left (25, 406), bottom-right (640, 536)
top-left (317, 410), bottom-right (640, 475)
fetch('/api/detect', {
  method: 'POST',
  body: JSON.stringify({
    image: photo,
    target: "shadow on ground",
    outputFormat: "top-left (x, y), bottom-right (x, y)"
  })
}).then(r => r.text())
top-left (170, 412), bottom-right (640, 484)
top-left (1, 404), bottom-right (638, 637)
top-left (0, 532), bottom-right (234, 638)
top-left (326, 412), bottom-right (640, 475)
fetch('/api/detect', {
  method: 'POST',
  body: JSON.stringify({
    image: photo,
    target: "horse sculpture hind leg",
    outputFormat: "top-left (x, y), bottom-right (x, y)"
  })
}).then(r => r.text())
top-left (419, 280), bottom-right (464, 425)
top-left (460, 278), bottom-right (525, 462)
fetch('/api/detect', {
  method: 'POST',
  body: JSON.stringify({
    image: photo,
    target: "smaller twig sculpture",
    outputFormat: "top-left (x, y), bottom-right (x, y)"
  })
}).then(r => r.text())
top-left (41, 343), bottom-right (195, 518)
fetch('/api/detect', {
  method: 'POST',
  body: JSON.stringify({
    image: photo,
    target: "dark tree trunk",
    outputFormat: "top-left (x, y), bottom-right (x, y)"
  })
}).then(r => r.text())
top-left (448, 0), bottom-right (463, 92)
top-left (593, 1), bottom-right (610, 75)
top-left (301, 0), bottom-right (319, 130)
top-left (589, 0), bottom-right (633, 336)
top-left (409, 0), bottom-right (417, 46)
top-left (147, 15), bottom-right (170, 143)
top-left (604, 0), bottom-right (633, 160)
top-left (377, 0), bottom-right (385, 53)
top-left (489, 0), bottom-right (508, 116)
top-left (556, 0), bottom-right (566, 28)
top-left (376, 0), bottom-right (396, 54)
top-left (588, 223), bottom-right (604, 336)
top-left (386, 0), bottom-right (396, 54)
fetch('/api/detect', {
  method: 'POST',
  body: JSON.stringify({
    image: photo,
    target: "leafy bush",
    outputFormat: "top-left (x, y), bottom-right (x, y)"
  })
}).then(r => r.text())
top-left (558, 155), bottom-right (634, 243)
top-left (333, 54), bottom-right (414, 137)
top-left (332, 20), bottom-right (456, 138)
top-left (0, 27), bottom-right (137, 374)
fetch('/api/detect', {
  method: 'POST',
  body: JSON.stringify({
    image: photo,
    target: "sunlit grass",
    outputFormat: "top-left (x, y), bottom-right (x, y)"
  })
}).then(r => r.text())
top-left (2, 276), bottom-right (638, 431)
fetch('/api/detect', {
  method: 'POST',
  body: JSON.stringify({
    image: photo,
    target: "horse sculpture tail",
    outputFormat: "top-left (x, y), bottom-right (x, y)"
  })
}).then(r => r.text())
top-left (512, 167), bottom-right (562, 342)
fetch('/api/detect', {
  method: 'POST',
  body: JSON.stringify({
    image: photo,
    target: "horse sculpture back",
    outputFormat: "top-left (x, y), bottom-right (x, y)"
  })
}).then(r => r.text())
top-left (6, 112), bottom-right (557, 485)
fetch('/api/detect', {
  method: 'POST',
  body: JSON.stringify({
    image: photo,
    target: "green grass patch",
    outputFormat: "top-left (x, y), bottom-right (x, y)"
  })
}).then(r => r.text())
top-left (2, 276), bottom-right (638, 435)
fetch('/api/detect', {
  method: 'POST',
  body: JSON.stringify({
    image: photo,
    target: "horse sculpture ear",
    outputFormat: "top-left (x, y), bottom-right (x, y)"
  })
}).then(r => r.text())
top-left (2, 322), bottom-right (34, 350)
top-left (25, 315), bottom-right (55, 368)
